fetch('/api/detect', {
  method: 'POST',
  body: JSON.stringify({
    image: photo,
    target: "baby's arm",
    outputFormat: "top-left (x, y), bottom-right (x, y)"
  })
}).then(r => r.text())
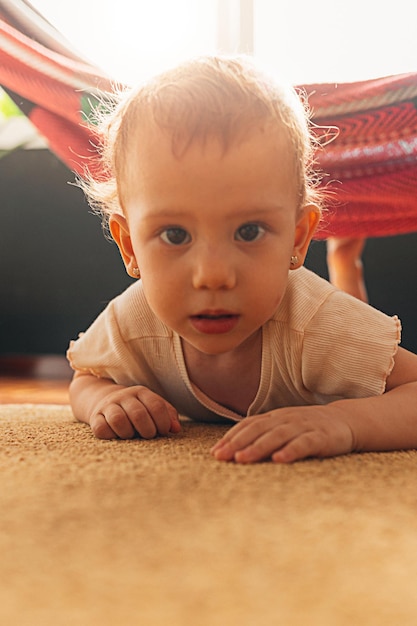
top-left (211, 346), bottom-right (417, 463)
top-left (69, 372), bottom-right (181, 439)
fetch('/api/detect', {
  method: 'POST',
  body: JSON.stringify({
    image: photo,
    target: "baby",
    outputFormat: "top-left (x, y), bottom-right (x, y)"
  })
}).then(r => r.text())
top-left (67, 55), bottom-right (417, 463)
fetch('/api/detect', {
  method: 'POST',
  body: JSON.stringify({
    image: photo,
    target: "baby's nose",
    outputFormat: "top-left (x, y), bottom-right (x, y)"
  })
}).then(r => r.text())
top-left (192, 245), bottom-right (237, 290)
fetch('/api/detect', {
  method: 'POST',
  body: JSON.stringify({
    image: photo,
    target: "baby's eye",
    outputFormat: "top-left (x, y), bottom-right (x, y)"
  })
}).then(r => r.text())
top-left (160, 227), bottom-right (191, 245)
top-left (235, 223), bottom-right (266, 242)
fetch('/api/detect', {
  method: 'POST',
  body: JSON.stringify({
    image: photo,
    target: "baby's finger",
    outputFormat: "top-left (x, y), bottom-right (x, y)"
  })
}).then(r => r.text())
top-left (102, 404), bottom-right (136, 439)
top-left (271, 430), bottom-right (339, 464)
top-left (212, 417), bottom-right (274, 461)
top-left (233, 428), bottom-right (293, 463)
top-left (155, 398), bottom-right (181, 434)
top-left (216, 420), bottom-right (313, 463)
top-left (168, 408), bottom-right (182, 434)
top-left (132, 390), bottom-right (180, 437)
top-left (90, 412), bottom-right (122, 440)
top-left (210, 417), bottom-right (260, 454)
top-left (120, 396), bottom-right (159, 439)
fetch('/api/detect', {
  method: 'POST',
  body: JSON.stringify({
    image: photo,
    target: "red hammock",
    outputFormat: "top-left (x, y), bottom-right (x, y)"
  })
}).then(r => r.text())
top-left (1, 0), bottom-right (417, 239)
top-left (305, 76), bottom-right (417, 238)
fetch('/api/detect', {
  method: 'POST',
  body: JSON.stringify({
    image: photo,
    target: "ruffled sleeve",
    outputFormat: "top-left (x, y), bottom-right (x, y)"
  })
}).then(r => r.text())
top-left (301, 289), bottom-right (401, 401)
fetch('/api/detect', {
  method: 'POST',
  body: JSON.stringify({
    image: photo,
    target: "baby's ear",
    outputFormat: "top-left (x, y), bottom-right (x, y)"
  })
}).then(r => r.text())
top-left (109, 214), bottom-right (138, 278)
top-left (292, 205), bottom-right (320, 267)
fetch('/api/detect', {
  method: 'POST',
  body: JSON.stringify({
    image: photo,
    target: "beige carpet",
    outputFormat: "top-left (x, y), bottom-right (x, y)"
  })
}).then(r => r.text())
top-left (1, 404), bottom-right (417, 626)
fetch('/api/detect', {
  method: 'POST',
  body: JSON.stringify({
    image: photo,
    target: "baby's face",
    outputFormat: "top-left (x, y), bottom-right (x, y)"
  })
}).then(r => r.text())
top-left (115, 123), bottom-right (315, 356)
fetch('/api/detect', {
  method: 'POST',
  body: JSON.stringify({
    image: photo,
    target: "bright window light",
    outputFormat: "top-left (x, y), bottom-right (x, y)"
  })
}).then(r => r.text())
top-left (32, 0), bottom-right (218, 84)
top-left (253, 0), bottom-right (417, 84)
top-left (32, 0), bottom-right (417, 85)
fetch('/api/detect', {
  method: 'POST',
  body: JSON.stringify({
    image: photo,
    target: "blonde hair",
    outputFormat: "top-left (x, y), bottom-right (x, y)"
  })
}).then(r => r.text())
top-left (80, 55), bottom-right (325, 229)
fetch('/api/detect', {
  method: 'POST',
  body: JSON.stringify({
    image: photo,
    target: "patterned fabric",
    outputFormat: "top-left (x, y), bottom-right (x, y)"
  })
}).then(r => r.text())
top-left (0, 0), bottom-right (114, 175)
top-left (1, 1), bottom-right (417, 238)
top-left (305, 77), bottom-right (417, 238)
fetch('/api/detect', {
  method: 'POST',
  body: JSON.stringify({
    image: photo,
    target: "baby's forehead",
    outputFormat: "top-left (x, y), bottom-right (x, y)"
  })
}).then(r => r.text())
top-left (116, 119), bottom-right (299, 210)
top-left (126, 115), bottom-right (292, 161)
top-left (119, 117), bottom-right (301, 216)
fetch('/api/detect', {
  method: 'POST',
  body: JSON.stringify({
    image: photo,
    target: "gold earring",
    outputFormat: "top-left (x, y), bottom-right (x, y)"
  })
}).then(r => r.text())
top-left (132, 267), bottom-right (141, 278)
top-left (290, 255), bottom-right (299, 267)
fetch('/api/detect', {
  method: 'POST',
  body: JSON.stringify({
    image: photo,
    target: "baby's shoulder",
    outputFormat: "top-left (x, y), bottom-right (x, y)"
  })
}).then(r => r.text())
top-left (272, 267), bottom-right (337, 328)
top-left (272, 266), bottom-right (396, 340)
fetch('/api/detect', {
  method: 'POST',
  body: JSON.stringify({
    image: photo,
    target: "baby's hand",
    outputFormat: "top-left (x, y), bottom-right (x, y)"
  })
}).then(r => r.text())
top-left (89, 385), bottom-right (181, 440)
top-left (210, 406), bottom-right (354, 463)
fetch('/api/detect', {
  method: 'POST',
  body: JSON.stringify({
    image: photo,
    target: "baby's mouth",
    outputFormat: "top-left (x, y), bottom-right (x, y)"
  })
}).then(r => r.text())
top-left (189, 312), bottom-right (240, 335)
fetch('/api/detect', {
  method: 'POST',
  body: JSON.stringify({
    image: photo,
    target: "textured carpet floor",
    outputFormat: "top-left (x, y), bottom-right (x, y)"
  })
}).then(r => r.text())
top-left (1, 404), bottom-right (417, 626)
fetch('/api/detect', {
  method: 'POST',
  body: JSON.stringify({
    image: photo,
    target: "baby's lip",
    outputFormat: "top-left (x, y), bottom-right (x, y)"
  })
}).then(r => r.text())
top-left (189, 311), bottom-right (240, 334)
top-left (191, 309), bottom-right (239, 318)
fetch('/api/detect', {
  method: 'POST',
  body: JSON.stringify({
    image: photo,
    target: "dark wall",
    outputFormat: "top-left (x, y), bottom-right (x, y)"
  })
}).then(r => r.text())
top-left (1, 149), bottom-right (417, 356)
top-left (0, 149), bottom-right (133, 356)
